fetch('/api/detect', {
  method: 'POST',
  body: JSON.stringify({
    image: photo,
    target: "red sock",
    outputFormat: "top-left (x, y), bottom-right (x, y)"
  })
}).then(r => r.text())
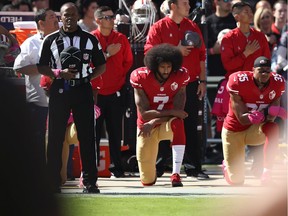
top-left (171, 118), bottom-right (186, 145)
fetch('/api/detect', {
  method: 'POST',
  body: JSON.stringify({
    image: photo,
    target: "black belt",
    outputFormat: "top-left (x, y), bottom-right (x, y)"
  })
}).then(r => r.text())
top-left (67, 77), bottom-right (90, 87)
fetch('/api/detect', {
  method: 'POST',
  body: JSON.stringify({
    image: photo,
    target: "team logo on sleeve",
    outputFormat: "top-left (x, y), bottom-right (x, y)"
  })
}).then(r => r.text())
top-left (269, 90), bottom-right (276, 100)
top-left (170, 82), bottom-right (178, 91)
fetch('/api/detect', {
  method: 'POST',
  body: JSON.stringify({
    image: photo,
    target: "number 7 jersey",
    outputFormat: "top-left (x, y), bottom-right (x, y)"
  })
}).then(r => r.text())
top-left (130, 67), bottom-right (190, 127)
top-left (224, 71), bottom-right (285, 132)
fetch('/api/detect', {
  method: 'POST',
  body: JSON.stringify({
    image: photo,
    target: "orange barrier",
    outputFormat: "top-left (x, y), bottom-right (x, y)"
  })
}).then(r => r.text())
top-left (98, 143), bottom-right (111, 177)
top-left (72, 142), bottom-right (129, 178)
top-left (9, 21), bottom-right (37, 45)
top-left (72, 143), bottom-right (111, 178)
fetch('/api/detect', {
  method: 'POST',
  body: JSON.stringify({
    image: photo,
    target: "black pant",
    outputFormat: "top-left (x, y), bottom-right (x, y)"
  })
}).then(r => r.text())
top-left (183, 80), bottom-right (202, 171)
top-left (27, 103), bottom-right (48, 170)
top-left (96, 90), bottom-right (124, 174)
top-left (47, 79), bottom-right (97, 190)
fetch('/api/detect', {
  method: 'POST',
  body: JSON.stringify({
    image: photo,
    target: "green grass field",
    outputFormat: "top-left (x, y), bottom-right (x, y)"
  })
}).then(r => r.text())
top-left (59, 196), bottom-right (246, 216)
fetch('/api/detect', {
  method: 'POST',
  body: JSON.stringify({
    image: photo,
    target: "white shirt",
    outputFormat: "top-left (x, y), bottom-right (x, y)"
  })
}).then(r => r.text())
top-left (13, 33), bottom-right (48, 107)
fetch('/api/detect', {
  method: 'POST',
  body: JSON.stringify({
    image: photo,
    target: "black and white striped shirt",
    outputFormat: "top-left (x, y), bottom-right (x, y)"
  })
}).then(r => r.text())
top-left (38, 26), bottom-right (106, 79)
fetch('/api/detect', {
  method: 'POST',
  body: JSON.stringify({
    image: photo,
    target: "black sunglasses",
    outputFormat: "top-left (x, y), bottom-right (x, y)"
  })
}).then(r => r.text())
top-left (99, 15), bottom-right (115, 21)
top-left (258, 68), bottom-right (271, 74)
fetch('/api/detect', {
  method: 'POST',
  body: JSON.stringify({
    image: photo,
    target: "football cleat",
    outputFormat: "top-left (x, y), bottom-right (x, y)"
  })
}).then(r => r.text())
top-left (171, 173), bottom-right (183, 187)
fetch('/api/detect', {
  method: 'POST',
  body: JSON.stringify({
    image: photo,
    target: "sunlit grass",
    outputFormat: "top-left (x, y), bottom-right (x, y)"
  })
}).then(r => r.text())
top-left (59, 196), bottom-right (245, 216)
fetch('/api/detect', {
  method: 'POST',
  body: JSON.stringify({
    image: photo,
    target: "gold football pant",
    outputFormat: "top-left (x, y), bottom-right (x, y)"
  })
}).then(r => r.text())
top-left (222, 124), bottom-right (266, 184)
top-left (137, 118), bottom-right (175, 185)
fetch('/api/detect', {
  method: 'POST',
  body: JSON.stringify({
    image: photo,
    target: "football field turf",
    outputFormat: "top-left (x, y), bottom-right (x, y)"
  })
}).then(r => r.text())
top-left (59, 162), bottom-right (287, 216)
top-left (60, 196), bottom-right (245, 216)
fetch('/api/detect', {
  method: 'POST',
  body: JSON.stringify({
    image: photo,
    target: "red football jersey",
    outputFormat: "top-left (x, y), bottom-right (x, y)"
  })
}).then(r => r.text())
top-left (224, 71), bottom-right (285, 131)
top-left (130, 67), bottom-right (190, 127)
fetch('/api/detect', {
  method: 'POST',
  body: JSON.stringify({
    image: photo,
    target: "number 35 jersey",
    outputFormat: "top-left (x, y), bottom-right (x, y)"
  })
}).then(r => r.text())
top-left (224, 71), bottom-right (285, 132)
top-left (130, 67), bottom-right (190, 127)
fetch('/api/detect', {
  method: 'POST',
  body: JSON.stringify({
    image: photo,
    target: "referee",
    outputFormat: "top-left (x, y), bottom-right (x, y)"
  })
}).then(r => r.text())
top-left (37, 2), bottom-right (106, 193)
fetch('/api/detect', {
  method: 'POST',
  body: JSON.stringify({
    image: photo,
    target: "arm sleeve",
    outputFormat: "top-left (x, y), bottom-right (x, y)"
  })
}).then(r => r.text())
top-left (13, 39), bottom-right (37, 69)
top-left (221, 36), bottom-right (246, 73)
top-left (130, 69), bottom-right (142, 89)
top-left (144, 24), bottom-right (162, 54)
top-left (180, 67), bottom-right (190, 86)
top-left (226, 73), bottom-right (240, 94)
top-left (38, 38), bottom-right (53, 66)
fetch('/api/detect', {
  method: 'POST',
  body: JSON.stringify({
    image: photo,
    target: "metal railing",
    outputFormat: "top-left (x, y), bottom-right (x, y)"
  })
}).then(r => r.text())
top-left (0, 66), bottom-right (17, 77)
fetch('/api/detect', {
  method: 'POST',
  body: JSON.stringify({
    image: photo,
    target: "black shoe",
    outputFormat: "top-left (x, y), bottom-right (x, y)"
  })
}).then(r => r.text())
top-left (110, 171), bottom-right (126, 178)
top-left (109, 167), bottom-right (125, 178)
top-left (156, 170), bottom-right (164, 177)
top-left (54, 187), bottom-right (61, 194)
top-left (186, 169), bottom-right (210, 180)
top-left (50, 184), bottom-right (61, 194)
top-left (196, 170), bottom-right (210, 180)
top-left (67, 176), bottom-right (75, 181)
top-left (109, 168), bottom-right (125, 178)
top-left (83, 185), bottom-right (100, 194)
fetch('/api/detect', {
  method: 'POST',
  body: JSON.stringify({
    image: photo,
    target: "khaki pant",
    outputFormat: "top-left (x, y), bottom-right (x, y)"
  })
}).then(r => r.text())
top-left (61, 123), bottom-right (78, 184)
top-left (137, 118), bottom-right (175, 185)
top-left (222, 124), bottom-right (266, 184)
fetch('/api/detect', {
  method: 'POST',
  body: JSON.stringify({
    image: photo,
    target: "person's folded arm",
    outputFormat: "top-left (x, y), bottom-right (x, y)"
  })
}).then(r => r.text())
top-left (230, 92), bottom-right (255, 125)
top-left (15, 65), bottom-right (39, 76)
top-left (134, 88), bottom-right (174, 121)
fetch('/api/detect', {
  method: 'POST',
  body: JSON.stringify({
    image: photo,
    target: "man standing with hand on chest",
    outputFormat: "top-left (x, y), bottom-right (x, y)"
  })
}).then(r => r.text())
top-left (91, 6), bottom-right (133, 178)
top-left (37, 2), bottom-right (106, 193)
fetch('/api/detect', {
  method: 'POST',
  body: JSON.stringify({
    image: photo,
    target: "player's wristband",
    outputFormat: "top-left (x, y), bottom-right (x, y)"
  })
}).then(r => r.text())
top-left (266, 106), bottom-right (288, 120)
top-left (247, 111), bottom-right (265, 124)
top-left (209, 48), bottom-right (214, 55)
top-left (52, 69), bottom-right (61, 78)
top-left (94, 105), bottom-right (101, 119)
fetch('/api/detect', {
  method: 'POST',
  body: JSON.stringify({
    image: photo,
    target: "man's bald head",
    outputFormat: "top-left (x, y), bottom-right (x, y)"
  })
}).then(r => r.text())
top-left (60, 2), bottom-right (78, 15)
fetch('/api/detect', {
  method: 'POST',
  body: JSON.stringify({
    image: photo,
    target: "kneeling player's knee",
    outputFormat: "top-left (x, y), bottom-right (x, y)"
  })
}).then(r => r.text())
top-left (225, 162), bottom-right (245, 185)
top-left (138, 161), bottom-right (156, 186)
top-left (229, 174), bottom-right (245, 185)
